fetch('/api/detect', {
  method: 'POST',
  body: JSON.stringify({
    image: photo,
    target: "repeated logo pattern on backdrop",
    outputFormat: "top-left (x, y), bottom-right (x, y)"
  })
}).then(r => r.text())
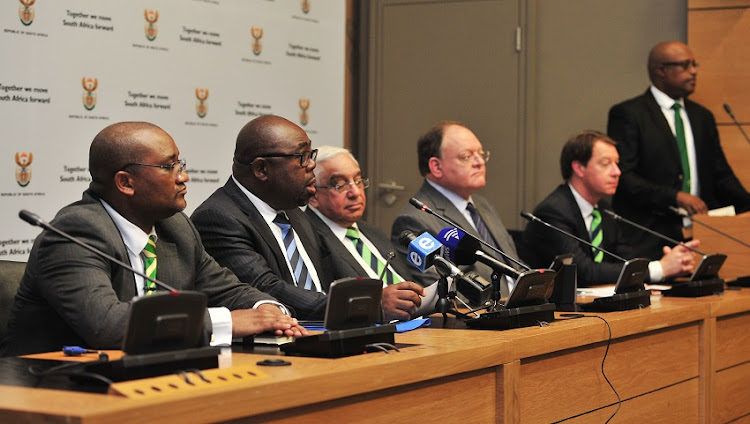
top-left (1, 1), bottom-right (344, 261)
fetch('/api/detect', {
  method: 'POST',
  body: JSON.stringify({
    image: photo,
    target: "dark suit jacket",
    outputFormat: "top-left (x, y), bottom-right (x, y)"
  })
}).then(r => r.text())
top-left (522, 184), bottom-right (635, 287)
top-left (191, 178), bottom-right (330, 320)
top-left (390, 181), bottom-right (520, 296)
top-left (0, 190), bottom-right (274, 356)
top-left (305, 208), bottom-right (415, 284)
top-left (608, 89), bottom-right (750, 259)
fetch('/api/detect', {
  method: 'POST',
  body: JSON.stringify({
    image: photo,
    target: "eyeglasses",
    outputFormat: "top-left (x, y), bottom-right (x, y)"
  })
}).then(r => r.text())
top-left (457, 150), bottom-right (490, 164)
top-left (123, 159), bottom-right (186, 175)
top-left (253, 149), bottom-right (318, 168)
top-left (661, 60), bottom-right (698, 71)
top-left (316, 177), bottom-right (370, 194)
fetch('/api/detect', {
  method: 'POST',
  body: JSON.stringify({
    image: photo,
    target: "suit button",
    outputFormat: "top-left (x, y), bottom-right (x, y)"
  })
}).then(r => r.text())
top-left (678, 174), bottom-right (683, 181)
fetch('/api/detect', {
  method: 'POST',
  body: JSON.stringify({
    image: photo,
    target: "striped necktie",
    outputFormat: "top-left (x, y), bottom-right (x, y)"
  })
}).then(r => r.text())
top-left (142, 235), bottom-right (157, 294)
top-left (346, 226), bottom-right (401, 285)
top-left (466, 202), bottom-right (499, 251)
top-left (273, 213), bottom-right (315, 291)
top-left (590, 208), bottom-right (603, 263)
top-left (672, 102), bottom-right (691, 192)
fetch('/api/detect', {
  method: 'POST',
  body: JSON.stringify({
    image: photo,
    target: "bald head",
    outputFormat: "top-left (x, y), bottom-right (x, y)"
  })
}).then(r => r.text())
top-left (89, 122), bottom-right (167, 190)
top-left (234, 115), bottom-right (300, 166)
top-left (647, 41), bottom-right (698, 99)
top-left (231, 115), bottom-right (317, 210)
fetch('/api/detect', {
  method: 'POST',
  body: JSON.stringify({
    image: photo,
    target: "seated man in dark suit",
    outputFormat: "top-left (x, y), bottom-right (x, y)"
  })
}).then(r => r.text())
top-left (306, 146), bottom-right (425, 320)
top-left (191, 115), bottom-right (421, 321)
top-left (522, 130), bottom-right (697, 287)
top-left (608, 41), bottom-right (750, 259)
top-left (391, 121), bottom-right (520, 297)
top-left (1, 122), bottom-right (305, 357)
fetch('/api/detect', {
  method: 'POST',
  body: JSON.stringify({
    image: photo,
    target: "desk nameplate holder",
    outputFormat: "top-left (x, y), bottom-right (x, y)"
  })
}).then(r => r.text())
top-left (108, 364), bottom-right (268, 398)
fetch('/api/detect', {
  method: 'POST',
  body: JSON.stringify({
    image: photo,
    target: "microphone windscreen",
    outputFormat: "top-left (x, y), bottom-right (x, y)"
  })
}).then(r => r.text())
top-left (409, 198), bottom-right (426, 210)
top-left (437, 227), bottom-right (480, 265)
top-left (19, 209), bottom-right (43, 226)
top-left (406, 232), bottom-right (442, 272)
top-left (398, 230), bottom-right (417, 247)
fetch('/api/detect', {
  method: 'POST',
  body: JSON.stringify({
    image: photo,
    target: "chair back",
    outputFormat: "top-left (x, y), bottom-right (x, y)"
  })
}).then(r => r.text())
top-left (0, 260), bottom-right (25, 341)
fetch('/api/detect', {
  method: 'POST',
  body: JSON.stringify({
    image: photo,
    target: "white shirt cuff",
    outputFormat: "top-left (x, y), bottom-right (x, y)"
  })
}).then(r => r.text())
top-left (207, 307), bottom-right (232, 346)
top-left (253, 300), bottom-right (291, 316)
top-left (648, 261), bottom-right (664, 282)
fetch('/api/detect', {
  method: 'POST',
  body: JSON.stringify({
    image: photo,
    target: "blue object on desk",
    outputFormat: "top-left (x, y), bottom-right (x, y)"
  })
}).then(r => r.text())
top-left (395, 318), bottom-right (430, 333)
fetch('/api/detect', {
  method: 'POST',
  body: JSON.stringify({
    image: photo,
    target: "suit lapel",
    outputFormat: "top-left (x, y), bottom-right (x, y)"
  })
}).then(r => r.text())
top-left (224, 179), bottom-right (294, 282)
top-left (420, 182), bottom-right (476, 236)
top-left (644, 90), bottom-right (682, 166)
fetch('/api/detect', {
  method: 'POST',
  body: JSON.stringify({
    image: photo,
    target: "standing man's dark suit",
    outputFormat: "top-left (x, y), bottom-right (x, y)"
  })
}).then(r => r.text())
top-left (191, 178), bottom-right (330, 319)
top-left (391, 181), bottom-right (519, 294)
top-left (305, 208), bottom-right (414, 283)
top-left (1, 191), bottom-right (275, 356)
top-left (523, 184), bottom-right (634, 286)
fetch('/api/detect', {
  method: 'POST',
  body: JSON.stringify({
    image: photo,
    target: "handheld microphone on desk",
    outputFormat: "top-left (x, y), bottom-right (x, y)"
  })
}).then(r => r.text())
top-left (605, 208), bottom-right (727, 284)
top-left (436, 227), bottom-right (521, 279)
top-left (398, 230), bottom-right (463, 278)
top-left (409, 198), bottom-right (527, 270)
top-left (669, 206), bottom-right (750, 250)
top-left (19, 209), bottom-right (179, 295)
top-left (723, 103), bottom-right (750, 145)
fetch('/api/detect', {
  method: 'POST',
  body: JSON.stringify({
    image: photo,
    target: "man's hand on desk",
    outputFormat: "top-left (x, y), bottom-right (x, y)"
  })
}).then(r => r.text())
top-left (660, 239), bottom-right (700, 278)
top-left (232, 305), bottom-right (309, 338)
top-left (676, 192), bottom-right (708, 215)
top-left (382, 281), bottom-right (424, 321)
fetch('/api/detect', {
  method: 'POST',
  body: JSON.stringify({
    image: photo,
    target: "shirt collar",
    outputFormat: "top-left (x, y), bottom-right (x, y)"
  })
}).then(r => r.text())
top-left (650, 85), bottom-right (684, 110)
top-left (425, 179), bottom-right (474, 212)
top-left (568, 183), bottom-right (596, 218)
top-left (309, 206), bottom-right (349, 241)
top-left (231, 174), bottom-right (282, 225)
top-left (100, 199), bottom-right (156, 256)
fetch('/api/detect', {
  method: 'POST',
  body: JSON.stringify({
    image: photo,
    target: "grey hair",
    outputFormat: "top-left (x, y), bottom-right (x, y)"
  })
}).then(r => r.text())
top-left (315, 145), bottom-right (358, 166)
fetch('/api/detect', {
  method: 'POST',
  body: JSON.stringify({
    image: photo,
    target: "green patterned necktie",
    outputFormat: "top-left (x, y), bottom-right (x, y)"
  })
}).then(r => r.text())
top-left (346, 227), bottom-right (401, 285)
top-left (672, 102), bottom-right (691, 192)
top-left (590, 208), bottom-right (603, 263)
top-left (142, 235), bottom-right (157, 294)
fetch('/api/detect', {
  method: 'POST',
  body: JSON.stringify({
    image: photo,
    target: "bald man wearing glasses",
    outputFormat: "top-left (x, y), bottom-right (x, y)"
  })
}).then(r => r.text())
top-left (608, 41), bottom-right (750, 260)
top-left (306, 146), bottom-right (425, 321)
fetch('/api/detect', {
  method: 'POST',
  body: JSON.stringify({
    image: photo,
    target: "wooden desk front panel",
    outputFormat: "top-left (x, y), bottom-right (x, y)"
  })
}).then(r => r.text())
top-left (562, 379), bottom-right (699, 423)
top-left (518, 324), bottom-right (700, 423)
top-left (714, 313), bottom-right (750, 423)
top-left (231, 368), bottom-right (498, 424)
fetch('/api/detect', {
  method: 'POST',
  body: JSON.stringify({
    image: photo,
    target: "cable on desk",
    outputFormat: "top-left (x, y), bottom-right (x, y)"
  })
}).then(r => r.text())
top-left (582, 315), bottom-right (620, 424)
top-left (28, 354), bottom-right (113, 386)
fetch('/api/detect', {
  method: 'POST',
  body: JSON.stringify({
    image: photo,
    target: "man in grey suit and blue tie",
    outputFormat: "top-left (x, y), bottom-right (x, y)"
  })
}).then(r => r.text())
top-left (391, 121), bottom-right (520, 297)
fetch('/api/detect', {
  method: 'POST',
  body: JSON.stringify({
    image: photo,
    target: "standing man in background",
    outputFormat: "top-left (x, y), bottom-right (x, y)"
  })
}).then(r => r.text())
top-left (608, 41), bottom-right (750, 259)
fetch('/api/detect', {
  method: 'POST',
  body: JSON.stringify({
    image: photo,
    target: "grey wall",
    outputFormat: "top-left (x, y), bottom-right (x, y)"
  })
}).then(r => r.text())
top-left (524, 0), bottom-right (687, 216)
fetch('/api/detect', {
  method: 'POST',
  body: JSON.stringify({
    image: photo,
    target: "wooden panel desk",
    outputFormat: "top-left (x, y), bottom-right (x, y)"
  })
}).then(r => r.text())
top-left (2, 290), bottom-right (750, 423)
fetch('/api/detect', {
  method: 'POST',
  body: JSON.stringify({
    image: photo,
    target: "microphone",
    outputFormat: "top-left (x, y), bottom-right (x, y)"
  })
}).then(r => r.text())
top-left (604, 209), bottom-right (707, 255)
top-left (398, 230), bottom-right (465, 278)
top-left (409, 197), bottom-right (529, 270)
top-left (436, 227), bottom-right (521, 279)
top-left (520, 211), bottom-right (627, 262)
top-left (669, 206), bottom-right (750, 250)
top-left (723, 103), bottom-right (750, 145)
top-left (19, 209), bottom-right (179, 295)
top-left (378, 251), bottom-right (396, 280)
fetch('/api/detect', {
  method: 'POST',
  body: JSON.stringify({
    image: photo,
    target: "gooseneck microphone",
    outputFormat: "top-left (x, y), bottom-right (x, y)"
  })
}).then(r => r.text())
top-left (603, 209), bottom-right (707, 255)
top-left (723, 103), bottom-right (750, 145)
top-left (19, 209), bottom-right (179, 295)
top-left (409, 197), bottom-right (528, 270)
top-left (669, 206), bottom-right (750, 250)
top-left (520, 211), bottom-right (626, 262)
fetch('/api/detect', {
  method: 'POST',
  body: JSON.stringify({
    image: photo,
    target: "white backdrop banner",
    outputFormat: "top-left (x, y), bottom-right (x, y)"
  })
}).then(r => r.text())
top-left (0, 0), bottom-right (345, 261)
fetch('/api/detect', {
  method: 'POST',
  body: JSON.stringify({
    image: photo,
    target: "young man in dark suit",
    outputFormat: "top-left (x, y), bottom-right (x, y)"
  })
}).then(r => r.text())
top-left (306, 146), bottom-right (424, 321)
top-left (522, 131), bottom-right (697, 287)
top-left (1, 122), bottom-right (305, 356)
